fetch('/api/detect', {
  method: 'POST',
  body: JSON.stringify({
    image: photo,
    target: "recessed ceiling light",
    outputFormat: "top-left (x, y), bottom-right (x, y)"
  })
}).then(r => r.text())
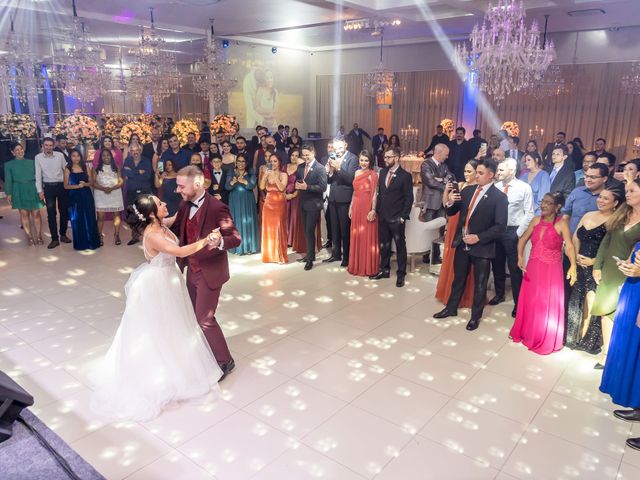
top-left (567, 9), bottom-right (606, 17)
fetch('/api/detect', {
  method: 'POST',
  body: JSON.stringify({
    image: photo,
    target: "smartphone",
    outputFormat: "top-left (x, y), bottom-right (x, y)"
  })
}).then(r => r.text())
top-left (449, 182), bottom-right (459, 194)
top-left (329, 152), bottom-right (337, 160)
top-left (612, 255), bottom-right (622, 263)
top-left (267, 163), bottom-right (272, 171)
top-left (481, 142), bottom-right (488, 149)
top-left (158, 162), bottom-right (164, 173)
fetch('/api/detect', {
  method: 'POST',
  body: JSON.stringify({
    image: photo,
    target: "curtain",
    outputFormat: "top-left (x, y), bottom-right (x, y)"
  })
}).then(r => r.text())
top-left (316, 74), bottom-right (376, 138)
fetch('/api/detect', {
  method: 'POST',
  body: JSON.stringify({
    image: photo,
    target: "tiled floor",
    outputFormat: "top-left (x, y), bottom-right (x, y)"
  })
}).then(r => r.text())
top-left (1, 205), bottom-right (638, 479)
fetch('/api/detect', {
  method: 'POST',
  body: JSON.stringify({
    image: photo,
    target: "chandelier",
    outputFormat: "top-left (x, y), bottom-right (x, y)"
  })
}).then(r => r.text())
top-left (453, 0), bottom-right (556, 104)
top-left (524, 16), bottom-right (567, 99)
top-left (363, 33), bottom-right (399, 102)
top-left (192, 19), bottom-right (237, 108)
top-left (127, 7), bottom-right (181, 105)
top-left (622, 61), bottom-right (640, 95)
top-left (52, 1), bottom-right (111, 104)
top-left (0, 14), bottom-right (40, 104)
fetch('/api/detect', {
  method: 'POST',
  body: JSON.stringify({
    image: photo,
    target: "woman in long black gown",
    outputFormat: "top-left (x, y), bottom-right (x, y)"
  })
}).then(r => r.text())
top-left (565, 187), bottom-right (623, 353)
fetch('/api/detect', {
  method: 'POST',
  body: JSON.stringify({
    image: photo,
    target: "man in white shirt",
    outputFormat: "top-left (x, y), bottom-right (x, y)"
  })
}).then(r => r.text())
top-left (35, 137), bottom-right (71, 249)
top-left (491, 159), bottom-right (535, 317)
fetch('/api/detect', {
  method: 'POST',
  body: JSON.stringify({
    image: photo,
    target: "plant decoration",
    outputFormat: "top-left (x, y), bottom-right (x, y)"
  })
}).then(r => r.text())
top-left (439, 118), bottom-right (455, 139)
top-left (501, 121), bottom-right (520, 137)
top-left (120, 121), bottom-right (152, 145)
top-left (54, 114), bottom-right (100, 144)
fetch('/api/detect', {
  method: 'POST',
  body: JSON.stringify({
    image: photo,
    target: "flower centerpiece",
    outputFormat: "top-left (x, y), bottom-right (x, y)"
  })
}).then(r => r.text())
top-left (0, 114), bottom-right (37, 140)
top-left (501, 121), bottom-right (520, 137)
top-left (173, 119), bottom-right (200, 145)
top-left (120, 121), bottom-right (152, 145)
top-left (55, 114), bottom-right (100, 144)
top-left (138, 113), bottom-right (161, 129)
top-left (104, 114), bottom-right (130, 139)
top-left (210, 114), bottom-right (239, 136)
top-left (439, 118), bottom-right (455, 139)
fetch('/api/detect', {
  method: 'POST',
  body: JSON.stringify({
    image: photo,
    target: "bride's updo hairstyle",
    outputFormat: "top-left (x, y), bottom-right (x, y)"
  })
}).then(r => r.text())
top-left (125, 194), bottom-right (158, 234)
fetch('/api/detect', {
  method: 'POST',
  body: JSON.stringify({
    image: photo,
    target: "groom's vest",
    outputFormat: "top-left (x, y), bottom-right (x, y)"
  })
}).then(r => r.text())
top-left (186, 207), bottom-right (204, 272)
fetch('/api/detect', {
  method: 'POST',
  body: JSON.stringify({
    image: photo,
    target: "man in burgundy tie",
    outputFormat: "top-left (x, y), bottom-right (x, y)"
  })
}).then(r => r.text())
top-left (434, 158), bottom-right (508, 331)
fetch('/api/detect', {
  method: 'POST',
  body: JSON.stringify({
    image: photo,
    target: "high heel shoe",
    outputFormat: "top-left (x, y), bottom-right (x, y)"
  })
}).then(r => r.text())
top-left (115, 234), bottom-right (122, 245)
top-left (36, 236), bottom-right (44, 245)
top-left (27, 237), bottom-right (35, 246)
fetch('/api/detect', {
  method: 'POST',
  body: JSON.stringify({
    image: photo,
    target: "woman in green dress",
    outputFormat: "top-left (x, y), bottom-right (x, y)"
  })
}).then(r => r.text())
top-left (593, 179), bottom-right (640, 355)
top-left (4, 142), bottom-right (44, 245)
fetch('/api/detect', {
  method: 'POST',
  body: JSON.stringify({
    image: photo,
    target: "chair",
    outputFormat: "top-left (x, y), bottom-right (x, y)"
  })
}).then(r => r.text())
top-left (393, 204), bottom-right (446, 272)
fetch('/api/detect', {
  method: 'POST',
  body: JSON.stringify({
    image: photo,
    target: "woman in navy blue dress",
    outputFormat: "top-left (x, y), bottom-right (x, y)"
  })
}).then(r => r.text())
top-left (64, 149), bottom-right (101, 250)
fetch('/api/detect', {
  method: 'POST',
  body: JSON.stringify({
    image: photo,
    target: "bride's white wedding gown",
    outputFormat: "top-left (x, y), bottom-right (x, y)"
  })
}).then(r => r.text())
top-left (89, 229), bottom-right (223, 421)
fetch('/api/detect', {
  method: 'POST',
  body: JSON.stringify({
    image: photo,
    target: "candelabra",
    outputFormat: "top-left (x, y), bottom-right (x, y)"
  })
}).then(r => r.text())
top-left (400, 124), bottom-right (419, 155)
top-left (528, 125), bottom-right (545, 143)
top-left (632, 137), bottom-right (640, 158)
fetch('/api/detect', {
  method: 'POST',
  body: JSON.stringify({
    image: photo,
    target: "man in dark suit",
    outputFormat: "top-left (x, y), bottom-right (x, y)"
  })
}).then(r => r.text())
top-left (323, 138), bottom-right (359, 267)
top-left (209, 156), bottom-right (229, 204)
top-left (424, 124), bottom-right (451, 155)
top-left (142, 127), bottom-right (161, 160)
top-left (171, 165), bottom-right (241, 378)
top-left (433, 158), bottom-right (508, 331)
top-left (273, 125), bottom-right (287, 152)
top-left (587, 137), bottom-right (616, 166)
top-left (54, 134), bottom-right (71, 161)
top-left (467, 129), bottom-right (486, 159)
top-left (446, 127), bottom-right (471, 181)
top-left (542, 131), bottom-right (567, 171)
top-left (369, 146), bottom-right (414, 287)
top-left (346, 123), bottom-right (370, 155)
top-left (295, 143), bottom-right (328, 270)
top-left (506, 136), bottom-right (525, 170)
top-left (419, 143), bottom-right (451, 263)
top-left (549, 144), bottom-right (576, 197)
top-left (372, 127), bottom-right (388, 157)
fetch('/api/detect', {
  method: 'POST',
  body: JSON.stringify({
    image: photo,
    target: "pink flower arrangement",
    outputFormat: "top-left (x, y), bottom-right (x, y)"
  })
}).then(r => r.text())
top-left (210, 114), bottom-right (239, 136)
top-left (120, 121), bottom-right (152, 145)
top-left (0, 114), bottom-right (37, 139)
top-left (173, 119), bottom-right (200, 145)
top-left (54, 115), bottom-right (100, 143)
top-left (104, 114), bottom-right (132, 139)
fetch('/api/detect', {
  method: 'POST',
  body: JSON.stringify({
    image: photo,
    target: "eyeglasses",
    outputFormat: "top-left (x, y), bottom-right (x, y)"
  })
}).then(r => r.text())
top-left (585, 175), bottom-right (603, 180)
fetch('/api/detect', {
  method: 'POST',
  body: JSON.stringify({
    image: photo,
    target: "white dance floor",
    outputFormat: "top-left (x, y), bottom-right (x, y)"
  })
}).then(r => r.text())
top-left (1, 205), bottom-right (638, 480)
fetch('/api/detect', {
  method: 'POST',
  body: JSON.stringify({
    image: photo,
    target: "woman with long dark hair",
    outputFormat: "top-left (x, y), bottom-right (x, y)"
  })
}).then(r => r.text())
top-left (259, 152), bottom-right (288, 264)
top-left (90, 194), bottom-right (223, 421)
top-left (226, 155), bottom-right (259, 255)
top-left (64, 149), bottom-right (101, 250)
top-left (93, 148), bottom-right (124, 245)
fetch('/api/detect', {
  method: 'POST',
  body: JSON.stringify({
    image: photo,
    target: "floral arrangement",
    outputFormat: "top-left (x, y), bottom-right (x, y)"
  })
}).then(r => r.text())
top-left (501, 121), bottom-right (520, 137)
top-left (0, 114), bottom-right (37, 139)
top-left (137, 113), bottom-right (162, 128)
top-left (210, 114), bottom-right (239, 136)
top-left (120, 121), bottom-right (152, 145)
top-left (439, 118), bottom-right (455, 139)
top-left (104, 114), bottom-right (131, 139)
top-left (54, 115), bottom-right (100, 144)
top-left (173, 119), bottom-right (200, 145)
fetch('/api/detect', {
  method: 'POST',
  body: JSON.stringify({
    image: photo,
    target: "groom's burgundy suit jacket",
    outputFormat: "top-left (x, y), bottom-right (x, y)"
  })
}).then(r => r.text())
top-left (171, 192), bottom-right (241, 289)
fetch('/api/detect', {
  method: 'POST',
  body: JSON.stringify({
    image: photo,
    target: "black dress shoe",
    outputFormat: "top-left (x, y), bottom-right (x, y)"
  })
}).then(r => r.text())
top-left (47, 240), bottom-right (60, 249)
top-left (466, 318), bottom-right (480, 331)
top-left (340, 260), bottom-right (349, 267)
top-left (296, 257), bottom-right (308, 263)
top-left (512, 307), bottom-right (517, 318)
top-left (127, 238), bottom-right (140, 246)
top-left (594, 362), bottom-right (605, 370)
top-left (433, 308), bottom-right (457, 319)
top-left (422, 253), bottom-right (430, 264)
top-left (304, 261), bottom-right (313, 271)
top-left (614, 409), bottom-right (640, 422)
top-left (322, 241), bottom-right (332, 249)
top-left (59, 235), bottom-right (72, 243)
top-left (627, 437), bottom-right (640, 451)
top-left (369, 271), bottom-right (390, 280)
top-left (396, 276), bottom-right (405, 288)
top-left (219, 358), bottom-right (236, 381)
top-left (322, 256), bottom-right (341, 263)
top-left (488, 296), bottom-right (505, 306)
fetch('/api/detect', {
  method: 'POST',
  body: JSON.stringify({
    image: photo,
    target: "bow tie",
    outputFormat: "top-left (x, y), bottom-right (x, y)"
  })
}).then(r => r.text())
top-left (189, 201), bottom-right (200, 208)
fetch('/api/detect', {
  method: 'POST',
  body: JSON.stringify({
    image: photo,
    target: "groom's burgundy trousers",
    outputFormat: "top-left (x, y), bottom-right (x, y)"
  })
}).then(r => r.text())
top-left (186, 269), bottom-right (233, 365)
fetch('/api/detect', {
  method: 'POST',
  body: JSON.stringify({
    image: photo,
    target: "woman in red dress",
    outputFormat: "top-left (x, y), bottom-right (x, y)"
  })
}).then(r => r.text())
top-left (348, 151), bottom-right (380, 276)
top-left (435, 159), bottom-right (479, 308)
top-left (260, 152), bottom-right (289, 264)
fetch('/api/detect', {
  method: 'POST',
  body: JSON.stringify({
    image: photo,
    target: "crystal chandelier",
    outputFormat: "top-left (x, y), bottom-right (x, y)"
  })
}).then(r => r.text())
top-left (192, 19), bottom-right (237, 108)
top-left (0, 15), bottom-right (40, 104)
top-left (524, 16), bottom-right (567, 99)
top-left (127, 7), bottom-right (181, 105)
top-left (453, 0), bottom-right (556, 104)
top-left (52, 1), bottom-right (111, 104)
top-left (622, 61), bottom-right (640, 95)
top-left (363, 33), bottom-right (399, 102)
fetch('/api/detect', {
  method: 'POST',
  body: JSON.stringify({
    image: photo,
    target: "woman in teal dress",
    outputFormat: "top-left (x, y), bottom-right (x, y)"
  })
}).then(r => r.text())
top-left (226, 154), bottom-right (259, 255)
top-left (4, 142), bottom-right (44, 245)
top-left (64, 149), bottom-right (101, 250)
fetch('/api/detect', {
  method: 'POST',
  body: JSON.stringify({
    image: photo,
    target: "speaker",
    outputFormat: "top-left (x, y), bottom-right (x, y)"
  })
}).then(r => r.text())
top-left (0, 370), bottom-right (34, 444)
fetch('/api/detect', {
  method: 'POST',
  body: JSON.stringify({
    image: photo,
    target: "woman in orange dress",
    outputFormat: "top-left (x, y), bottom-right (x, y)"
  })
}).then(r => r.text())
top-left (436, 159), bottom-right (478, 308)
top-left (348, 151), bottom-right (380, 277)
top-left (260, 152), bottom-right (289, 264)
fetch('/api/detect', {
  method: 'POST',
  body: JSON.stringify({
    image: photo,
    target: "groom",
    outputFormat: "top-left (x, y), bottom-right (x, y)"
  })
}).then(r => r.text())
top-left (172, 165), bottom-right (241, 378)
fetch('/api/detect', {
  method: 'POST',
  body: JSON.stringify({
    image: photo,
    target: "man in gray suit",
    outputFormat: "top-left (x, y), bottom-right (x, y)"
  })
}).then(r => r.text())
top-left (419, 143), bottom-right (451, 263)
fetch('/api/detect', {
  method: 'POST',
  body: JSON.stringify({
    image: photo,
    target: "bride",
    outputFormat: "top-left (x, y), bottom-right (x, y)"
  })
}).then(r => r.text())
top-left (89, 194), bottom-right (223, 421)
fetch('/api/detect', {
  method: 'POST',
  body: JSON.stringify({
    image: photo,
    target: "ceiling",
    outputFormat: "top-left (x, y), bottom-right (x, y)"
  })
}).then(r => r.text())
top-left (1, 0), bottom-right (639, 63)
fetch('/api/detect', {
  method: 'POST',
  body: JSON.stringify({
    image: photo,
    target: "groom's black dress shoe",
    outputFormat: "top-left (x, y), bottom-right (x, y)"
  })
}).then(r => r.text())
top-left (433, 308), bottom-right (457, 319)
top-left (614, 409), bottom-right (640, 422)
top-left (488, 296), bottom-right (504, 306)
top-left (466, 318), bottom-right (480, 331)
top-left (322, 256), bottom-right (341, 263)
top-left (512, 307), bottom-right (517, 318)
top-left (219, 359), bottom-right (235, 381)
top-left (369, 271), bottom-right (390, 280)
top-left (627, 437), bottom-right (640, 451)
top-left (396, 275), bottom-right (405, 288)
top-left (296, 257), bottom-right (308, 263)
top-left (304, 261), bottom-right (313, 271)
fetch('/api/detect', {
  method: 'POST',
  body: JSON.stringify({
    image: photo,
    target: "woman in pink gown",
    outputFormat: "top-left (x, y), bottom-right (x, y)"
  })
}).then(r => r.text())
top-left (511, 192), bottom-right (577, 355)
